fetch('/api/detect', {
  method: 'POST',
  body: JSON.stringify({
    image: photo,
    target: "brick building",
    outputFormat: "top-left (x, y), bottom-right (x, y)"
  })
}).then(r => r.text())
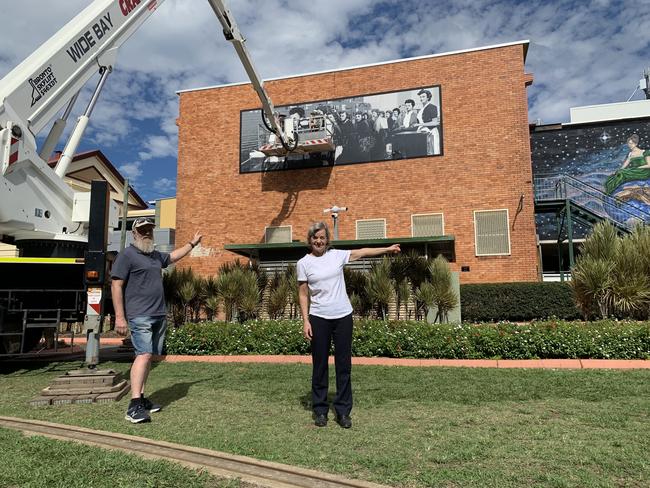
top-left (175, 41), bottom-right (539, 284)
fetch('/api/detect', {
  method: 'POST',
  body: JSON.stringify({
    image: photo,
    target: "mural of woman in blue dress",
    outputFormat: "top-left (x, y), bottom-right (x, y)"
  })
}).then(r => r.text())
top-left (604, 133), bottom-right (650, 195)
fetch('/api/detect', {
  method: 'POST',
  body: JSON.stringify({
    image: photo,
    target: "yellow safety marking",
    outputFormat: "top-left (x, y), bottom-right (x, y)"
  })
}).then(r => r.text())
top-left (0, 257), bottom-right (84, 264)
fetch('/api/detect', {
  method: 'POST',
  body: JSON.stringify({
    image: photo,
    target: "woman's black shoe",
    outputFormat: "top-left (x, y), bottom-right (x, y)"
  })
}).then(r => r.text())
top-left (336, 415), bottom-right (352, 429)
top-left (314, 414), bottom-right (328, 427)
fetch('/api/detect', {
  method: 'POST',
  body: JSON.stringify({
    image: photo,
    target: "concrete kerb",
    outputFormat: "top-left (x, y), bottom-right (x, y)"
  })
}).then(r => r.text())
top-left (152, 355), bottom-right (650, 369)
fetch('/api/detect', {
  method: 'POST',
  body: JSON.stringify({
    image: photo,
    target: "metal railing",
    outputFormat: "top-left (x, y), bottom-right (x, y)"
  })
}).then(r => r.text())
top-left (534, 174), bottom-right (650, 232)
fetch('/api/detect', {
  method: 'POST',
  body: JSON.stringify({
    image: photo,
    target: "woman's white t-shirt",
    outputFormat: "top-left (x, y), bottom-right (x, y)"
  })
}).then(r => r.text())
top-left (297, 249), bottom-right (353, 319)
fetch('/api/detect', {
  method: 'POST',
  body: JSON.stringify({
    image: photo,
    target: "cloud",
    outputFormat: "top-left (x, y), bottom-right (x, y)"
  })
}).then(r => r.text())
top-left (139, 135), bottom-right (177, 161)
top-left (2, 0), bottom-right (649, 191)
top-left (118, 161), bottom-right (143, 182)
top-left (153, 177), bottom-right (176, 192)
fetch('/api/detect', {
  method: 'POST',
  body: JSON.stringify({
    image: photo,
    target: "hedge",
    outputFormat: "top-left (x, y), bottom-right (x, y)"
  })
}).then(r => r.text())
top-left (460, 282), bottom-right (582, 322)
top-left (165, 319), bottom-right (650, 360)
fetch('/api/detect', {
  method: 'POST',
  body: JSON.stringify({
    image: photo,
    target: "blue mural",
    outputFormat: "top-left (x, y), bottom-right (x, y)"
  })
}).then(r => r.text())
top-left (531, 120), bottom-right (650, 240)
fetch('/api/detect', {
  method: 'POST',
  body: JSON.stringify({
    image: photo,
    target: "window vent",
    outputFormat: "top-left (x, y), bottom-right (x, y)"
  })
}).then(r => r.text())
top-left (411, 213), bottom-right (444, 237)
top-left (356, 219), bottom-right (386, 239)
top-left (265, 225), bottom-right (292, 243)
top-left (474, 210), bottom-right (510, 256)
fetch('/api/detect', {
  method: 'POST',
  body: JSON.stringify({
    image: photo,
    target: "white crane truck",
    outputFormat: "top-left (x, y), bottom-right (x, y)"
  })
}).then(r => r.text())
top-left (0, 0), bottom-right (318, 356)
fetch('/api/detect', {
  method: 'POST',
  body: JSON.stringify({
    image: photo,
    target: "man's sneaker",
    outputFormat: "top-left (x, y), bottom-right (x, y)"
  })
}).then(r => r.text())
top-left (125, 402), bottom-right (151, 423)
top-left (142, 396), bottom-right (162, 413)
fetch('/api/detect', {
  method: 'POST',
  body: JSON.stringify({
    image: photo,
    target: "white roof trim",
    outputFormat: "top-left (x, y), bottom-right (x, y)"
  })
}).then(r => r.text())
top-left (177, 40), bottom-right (530, 95)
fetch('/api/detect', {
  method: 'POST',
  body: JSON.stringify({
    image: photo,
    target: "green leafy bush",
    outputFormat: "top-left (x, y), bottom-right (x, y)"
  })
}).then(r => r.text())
top-left (165, 319), bottom-right (650, 359)
top-left (460, 282), bottom-right (581, 322)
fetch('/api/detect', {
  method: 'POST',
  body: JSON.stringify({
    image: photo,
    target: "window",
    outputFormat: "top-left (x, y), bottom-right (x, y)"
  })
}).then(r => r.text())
top-left (356, 219), bottom-right (386, 239)
top-left (265, 225), bottom-right (292, 243)
top-left (411, 213), bottom-right (444, 237)
top-left (474, 210), bottom-right (510, 256)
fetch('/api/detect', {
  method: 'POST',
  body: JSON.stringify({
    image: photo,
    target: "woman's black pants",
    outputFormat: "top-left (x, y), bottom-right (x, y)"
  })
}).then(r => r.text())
top-left (309, 313), bottom-right (353, 417)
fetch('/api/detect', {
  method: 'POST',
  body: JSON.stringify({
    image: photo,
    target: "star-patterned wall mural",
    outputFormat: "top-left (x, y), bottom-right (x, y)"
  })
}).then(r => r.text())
top-left (531, 119), bottom-right (650, 240)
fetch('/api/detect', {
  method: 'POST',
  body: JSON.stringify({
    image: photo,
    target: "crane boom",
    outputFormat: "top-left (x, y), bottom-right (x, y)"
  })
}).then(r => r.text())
top-left (0, 0), bottom-right (163, 139)
top-left (0, 0), bottom-right (293, 246)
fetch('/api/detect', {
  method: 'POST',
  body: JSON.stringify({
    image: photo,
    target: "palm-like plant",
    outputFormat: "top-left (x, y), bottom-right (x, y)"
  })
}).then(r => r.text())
top-left (414, 281), bottom-right (435, 320)
top-left (202, 276), bottom-right (220, 321)
top-left (179, 278), bottom-right (199, 323)
top-left (285, 265), bottom-right (300, 319)
top-left (163, 267), bottom-right (198, 326)
top-left (571, 222), bottom-right (619, 319)
top-left (267, 273), bottom-right (290, 319)
top-left (571, 255), bottom-right (613, 319)
top-left (239, 268), bottom-right (261, 321)
top-left (571, 221), bottom-right (650, 320)
top-left (428, 255), bottom-right (458, 323)
top-left (344, 268), bottom-right (371, 318)
top-left (395, 279), bottom-right (411, 320)
top-left (367, 257), bottom-right (394, 320)
top-left (217, 267), bottom-right (243, 322)
top-left (608, 232), bottom-right (650, 318)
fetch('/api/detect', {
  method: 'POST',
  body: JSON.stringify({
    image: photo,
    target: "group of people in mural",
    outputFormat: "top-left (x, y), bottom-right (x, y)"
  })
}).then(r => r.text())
top-left (283, 88), bottom-right (441, 164)
top-left (604, 133), bottom-right (650, 196)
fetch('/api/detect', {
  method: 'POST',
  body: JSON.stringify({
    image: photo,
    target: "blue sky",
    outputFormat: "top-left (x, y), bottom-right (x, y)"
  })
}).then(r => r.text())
top-left (1, 0), bottom-right (648, 204)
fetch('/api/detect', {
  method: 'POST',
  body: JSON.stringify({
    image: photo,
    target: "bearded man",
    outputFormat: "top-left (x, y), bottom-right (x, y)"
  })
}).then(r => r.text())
top-left (111, 217), bottom-right (201, 423)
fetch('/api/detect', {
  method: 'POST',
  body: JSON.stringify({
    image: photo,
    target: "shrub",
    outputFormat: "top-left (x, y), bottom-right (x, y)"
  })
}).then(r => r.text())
top-left (460, 282), bottom-right (581, 322)
top-left (165, 319), bottom-right (650, 359)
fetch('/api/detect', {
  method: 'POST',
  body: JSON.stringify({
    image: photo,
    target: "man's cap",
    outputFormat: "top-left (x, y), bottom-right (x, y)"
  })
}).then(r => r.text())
top-left (133, 217), bottom-right (155, 229)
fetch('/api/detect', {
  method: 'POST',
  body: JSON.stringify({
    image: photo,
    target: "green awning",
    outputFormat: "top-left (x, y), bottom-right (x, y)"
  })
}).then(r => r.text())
top-left (225, 235), bottom-right (455, 262)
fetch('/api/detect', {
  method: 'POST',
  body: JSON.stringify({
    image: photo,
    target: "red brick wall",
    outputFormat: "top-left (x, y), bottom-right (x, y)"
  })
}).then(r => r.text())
top-left (176, 44), bottom-right (539, 283)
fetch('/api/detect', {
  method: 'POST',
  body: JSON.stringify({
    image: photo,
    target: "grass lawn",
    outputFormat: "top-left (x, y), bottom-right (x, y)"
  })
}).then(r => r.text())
top-left (0, 426), bottom-right (240, 488)
top-left (0, 360), bottom-right (648, 487)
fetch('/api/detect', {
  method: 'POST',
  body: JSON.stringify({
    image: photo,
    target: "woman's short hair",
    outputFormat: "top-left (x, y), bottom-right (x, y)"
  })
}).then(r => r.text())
top-left (306, 221), bottom-right (330, 251)
top-left (628, 133), bottom-right (640, 145)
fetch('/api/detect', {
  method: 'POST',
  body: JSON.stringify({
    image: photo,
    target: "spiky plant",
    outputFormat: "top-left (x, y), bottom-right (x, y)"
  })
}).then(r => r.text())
top-left (395, 279), bottom-right (411, 320)
top-left (571, 256), bottom-right (612, 319)
top-left (285, 265), bottom-right (300, 319)
top-left (428, 255), bottom-right (458, 323)
top-left (217, 267), bottom-right (244, 322)
top-left (571, 221), bottom-right (620, 319)
top-left (607, 231), bottom-right (650, 318)
top-left (202, 276), bottom-right (221, 321)
top-left (414, 281), bottom-right (435, 320)
top-left (179, 278), bottom-right (199, 324)
top-left (238, 268), bottom-right (261, 321)
top-left (267, 273), bottom-right (290, 319)
top-left (344, 267), bottom-right (371, 318)
top-left (367, 257), bottom-right (394, 320)
top-left (580, 221), bottom-right (619, 262)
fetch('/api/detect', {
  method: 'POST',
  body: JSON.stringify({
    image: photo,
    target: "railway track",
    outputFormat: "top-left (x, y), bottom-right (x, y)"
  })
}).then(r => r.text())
top-left (0, 416), bottom-right (390, 488)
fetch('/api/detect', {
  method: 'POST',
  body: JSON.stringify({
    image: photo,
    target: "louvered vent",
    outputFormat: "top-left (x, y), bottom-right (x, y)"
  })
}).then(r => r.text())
top-left (356, 219), bottom-right (386, 239)
top-left (411, 213), bottom-right (444, 237)
top-left (474, 210), bottom-right (510, 256)
top-left (265, 225), bottom-right (292, 243)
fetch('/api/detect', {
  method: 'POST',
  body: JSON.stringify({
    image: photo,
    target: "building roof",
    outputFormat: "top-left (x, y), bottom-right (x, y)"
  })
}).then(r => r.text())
top-left (177, 40), bottom-right (530, 95)
top-left (48, 150), bottom-right (148, 210)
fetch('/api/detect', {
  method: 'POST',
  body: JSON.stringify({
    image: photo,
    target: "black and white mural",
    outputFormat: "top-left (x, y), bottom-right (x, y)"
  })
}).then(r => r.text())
top-left (240, 86), bottom-right (443, 173)
top-left (531, 119), bottom-right (650, 240)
